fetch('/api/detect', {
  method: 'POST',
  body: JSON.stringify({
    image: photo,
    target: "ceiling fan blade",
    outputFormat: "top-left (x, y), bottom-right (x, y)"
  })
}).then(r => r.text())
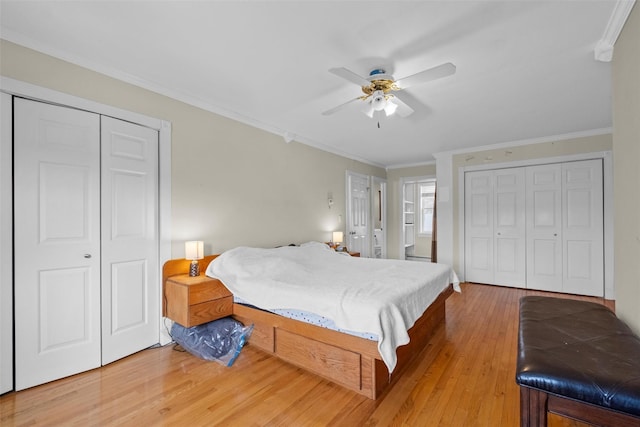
top-left (329, 67), bottom-right (371, 87)
top-left (391, 92), bottom-right (416, 117)
top-left (395, 62), bottom-right (456, 89)
top-left (322, 97), bottom-right (362, 116)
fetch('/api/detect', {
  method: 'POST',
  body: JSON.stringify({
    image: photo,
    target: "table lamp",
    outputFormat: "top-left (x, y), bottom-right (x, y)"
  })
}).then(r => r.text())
top-left (185, 240), bottom-right (204, 276)
top-left (332, 231), bottom-right (344, 251)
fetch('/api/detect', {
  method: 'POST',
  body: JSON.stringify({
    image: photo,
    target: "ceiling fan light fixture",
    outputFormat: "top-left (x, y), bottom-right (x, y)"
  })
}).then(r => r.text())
top-left (325, 61), bottom-right (455, 118)
top-left (384, 100), bottom-right (398, 116)
top-left (371, 90), bottom-right (387, 111)
top-left (363, 102), bottom-right (375, 118)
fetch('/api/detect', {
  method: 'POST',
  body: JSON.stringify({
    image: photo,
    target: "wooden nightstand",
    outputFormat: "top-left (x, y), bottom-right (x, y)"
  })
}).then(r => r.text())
top-left (348, 251), bottom-right (360, 257)
top-left (164, 274), bottom-right (233, 327)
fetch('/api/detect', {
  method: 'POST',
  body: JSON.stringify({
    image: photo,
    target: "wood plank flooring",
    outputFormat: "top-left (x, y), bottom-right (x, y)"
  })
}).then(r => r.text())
top-left (1, 283), bottom-right (613, 426)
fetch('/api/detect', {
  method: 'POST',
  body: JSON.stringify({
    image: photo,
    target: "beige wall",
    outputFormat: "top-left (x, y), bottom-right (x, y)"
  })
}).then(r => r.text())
top-left (613, 4), bottom-right (640, 334)
top-left (386, 164), bottom-right (436, 259)
top-left (450, 133), bottom-right (613, 273)
top-left (0, 40), bottom-right (385, 257)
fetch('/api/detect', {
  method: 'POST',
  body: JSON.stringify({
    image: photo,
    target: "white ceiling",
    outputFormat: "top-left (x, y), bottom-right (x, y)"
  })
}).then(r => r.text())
top-left (0, 1), bottom-right (625, 168)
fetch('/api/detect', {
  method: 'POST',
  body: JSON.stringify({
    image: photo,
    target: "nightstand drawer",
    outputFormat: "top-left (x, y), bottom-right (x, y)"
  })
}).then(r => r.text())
top-left (189, 296), bottom-right (233, 326)
top-left (190, 280), bottom-right (231, 305)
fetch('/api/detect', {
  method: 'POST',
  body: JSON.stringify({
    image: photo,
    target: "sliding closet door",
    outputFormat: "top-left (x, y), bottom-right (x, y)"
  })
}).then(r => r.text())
top-left (101, 116), bottom-right (159, 364)
top-left (14, 98), bottom-right (102, 390)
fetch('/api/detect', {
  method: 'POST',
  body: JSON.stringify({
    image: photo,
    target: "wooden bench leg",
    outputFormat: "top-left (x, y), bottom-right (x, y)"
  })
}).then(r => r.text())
top-left (520, 386), bottom-right (548, 427)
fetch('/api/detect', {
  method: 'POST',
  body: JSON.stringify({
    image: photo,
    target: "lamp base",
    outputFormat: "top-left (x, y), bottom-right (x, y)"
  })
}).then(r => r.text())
top-left (189, 260), bottom-right (200, 277)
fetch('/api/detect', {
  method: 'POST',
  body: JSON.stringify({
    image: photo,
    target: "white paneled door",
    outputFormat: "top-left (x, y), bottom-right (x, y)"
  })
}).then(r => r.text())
top-left (526, 163), bottom-right (563, 292)
top-left (0, 93), bottom-right (14, 394)
top-left (14, 99), bottom-right (160, 390)
top-left (346, 171), bottom-right (370, 257)
top-left (525, 160), bottom-right (604, 295)
top-left (562, 160), bottom-right (603, 296)
top-left (14, 99), bottom-right (102, 390)
top-left (464, 171), bottom-right (494, 284)
top-left (465, 159), bottom-right (604, 297)
top-left (493, 168), bottom-right (526, 286)
top-left (464, 168), bottom-right (526, 286)
top-left (101, 116), bottom-right (159, 364)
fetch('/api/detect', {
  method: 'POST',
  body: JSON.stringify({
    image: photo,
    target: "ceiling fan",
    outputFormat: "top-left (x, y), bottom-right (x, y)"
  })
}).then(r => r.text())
top-left (322, 62), bottom-right (456, 119)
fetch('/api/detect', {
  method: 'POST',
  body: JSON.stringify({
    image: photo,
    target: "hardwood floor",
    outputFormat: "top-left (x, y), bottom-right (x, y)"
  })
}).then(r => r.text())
top-left (1, 283), bottom-right (612, 426)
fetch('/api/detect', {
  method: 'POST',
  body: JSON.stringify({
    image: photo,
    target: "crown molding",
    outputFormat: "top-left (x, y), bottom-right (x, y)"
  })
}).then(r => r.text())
top-left (386, 159), bottom-right (436, 171)
top-left (432, 128), bottom-right (612, 159)
top-left (1, 32), bottom-right (387, 169)
top-left (594, 0), bottom-right (636, 62)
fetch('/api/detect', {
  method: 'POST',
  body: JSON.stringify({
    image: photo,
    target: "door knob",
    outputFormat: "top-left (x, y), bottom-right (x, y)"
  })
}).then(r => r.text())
top-left (84, 254), bottom-right (92, 259)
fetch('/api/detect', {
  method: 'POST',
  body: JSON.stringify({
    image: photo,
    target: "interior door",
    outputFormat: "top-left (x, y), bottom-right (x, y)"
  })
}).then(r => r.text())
top-left (0, 93), bottom-right (13, 394)
top-left (101, 116), bottom-right (159, 364)
top-left (493, 168), bottom-right (526, 286)
top-left (526, 164), bottom-right (563, 292)
top-left (14, 98), bottom-right (101, 390)
top-left (562, 160), bottom-right (603, 296)
top-left (464, 170), bottom-right (494, 284)
top-left (346, 171), bottom-right (370, 257)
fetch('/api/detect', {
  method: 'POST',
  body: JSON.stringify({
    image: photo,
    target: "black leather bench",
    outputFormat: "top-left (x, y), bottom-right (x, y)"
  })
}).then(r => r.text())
top-left (516, 296), bottom-right (640, 427)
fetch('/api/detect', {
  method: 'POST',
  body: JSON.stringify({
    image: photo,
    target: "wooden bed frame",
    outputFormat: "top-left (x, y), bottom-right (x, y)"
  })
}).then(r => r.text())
top-left (162, 255), bottom-right (454, 399)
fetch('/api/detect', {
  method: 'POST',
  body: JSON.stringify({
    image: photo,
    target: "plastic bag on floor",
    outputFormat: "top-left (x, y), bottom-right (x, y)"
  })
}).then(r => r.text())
top-left (171, 317), bottom-right (253, 366)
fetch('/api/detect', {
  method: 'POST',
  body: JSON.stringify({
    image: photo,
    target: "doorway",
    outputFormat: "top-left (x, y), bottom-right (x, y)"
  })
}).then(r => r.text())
top-left (401, 177), bottom-right (436, 261)
top-left (345, 171), bottom-right (388, 258)
top-left (371, 176), bottom-right (387, 258)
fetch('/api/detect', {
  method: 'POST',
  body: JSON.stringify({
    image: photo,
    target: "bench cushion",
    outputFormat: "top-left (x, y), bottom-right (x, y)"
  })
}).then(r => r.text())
top-left (516, 296), bottom-right (640, 417)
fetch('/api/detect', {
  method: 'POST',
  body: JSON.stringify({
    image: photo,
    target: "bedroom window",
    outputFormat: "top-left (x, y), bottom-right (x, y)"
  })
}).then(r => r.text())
top-left (419, 182), bottom-right (436, 235)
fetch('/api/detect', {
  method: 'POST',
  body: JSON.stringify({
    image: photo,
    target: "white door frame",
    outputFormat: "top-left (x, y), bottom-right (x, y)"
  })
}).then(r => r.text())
top-left (371, 176), bottom-right (387, 258)
top-left (399, 175), bottom-right (436, 260)
top-left (458, 151), bottom-right (614, 299)
top-left (1, 77), bottom-right (173, 346)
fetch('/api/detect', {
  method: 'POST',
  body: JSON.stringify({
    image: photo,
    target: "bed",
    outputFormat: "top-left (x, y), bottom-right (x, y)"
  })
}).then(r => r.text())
top-left (162, 242), bottom-right (459, 399)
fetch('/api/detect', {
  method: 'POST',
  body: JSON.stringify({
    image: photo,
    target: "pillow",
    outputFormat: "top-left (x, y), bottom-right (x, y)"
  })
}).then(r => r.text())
top-left (300, 241), bottom-right (332, 250)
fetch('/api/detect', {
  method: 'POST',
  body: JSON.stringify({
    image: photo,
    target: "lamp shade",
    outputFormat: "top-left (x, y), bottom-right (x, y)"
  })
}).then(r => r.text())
top-left (371, 90), bottom-right (386, 111)
top-left (185, 241), bottom-right (204, 260)
top-left (384, 100), bottom-right (398, 116)
top-left (332, 231), bottom-right (344, 244)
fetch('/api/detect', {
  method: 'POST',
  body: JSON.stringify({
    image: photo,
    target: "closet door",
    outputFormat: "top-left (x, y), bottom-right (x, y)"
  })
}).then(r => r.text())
top-left (493, 168), bottom-right (526, 286)
top-left (526, 164), bottom-right (563, 292)
top-left (14, 98), bottom-right (101, 390)
top-left (1, 93), bottom-right (13, 394)
top-left (562, 160), bottom-right (603, 296)
top-left (465, 169), bottom-right (525, 286)
top-left (526, 160), bottom-right (604, 296)
top-left (464, 171), bottom-right (494, 284)
top-left (101, 116), bottom-right (159, 364)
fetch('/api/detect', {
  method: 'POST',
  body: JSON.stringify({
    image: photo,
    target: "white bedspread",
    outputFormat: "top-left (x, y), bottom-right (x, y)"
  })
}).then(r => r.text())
top-left (205, 241), bottom-right (460, 373)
